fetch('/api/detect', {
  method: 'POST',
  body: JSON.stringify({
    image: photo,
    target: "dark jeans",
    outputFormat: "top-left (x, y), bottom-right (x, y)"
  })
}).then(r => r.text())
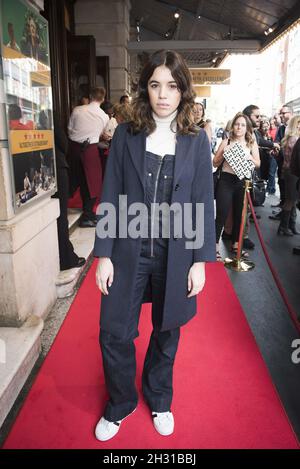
top-left (267, 156), bottom-right (277, 194)
top-left (215, 172), bottom-right (245, 243)
top-left (100, 253), bottom-right (180, 422)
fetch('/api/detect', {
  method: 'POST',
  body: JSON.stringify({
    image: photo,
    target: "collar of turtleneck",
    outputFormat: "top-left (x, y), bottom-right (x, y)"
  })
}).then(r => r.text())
top-left (152, 109), bottom-right (177, 129)
top-left (146, 110), bottom-right (177, 157)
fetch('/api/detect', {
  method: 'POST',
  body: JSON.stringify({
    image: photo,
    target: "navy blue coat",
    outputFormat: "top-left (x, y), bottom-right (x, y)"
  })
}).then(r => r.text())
top-left (94, 123), bottom-right (216, 339)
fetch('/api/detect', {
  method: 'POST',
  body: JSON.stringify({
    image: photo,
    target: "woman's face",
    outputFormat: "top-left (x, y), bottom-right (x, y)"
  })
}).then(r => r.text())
top-left (193, 103), bottom-right (204, 122)
top-left (262, 121), bottom-right (270, 133)
top-left (147, 65), bottom-right (181, 118)
top-left (233, 116), bottom-right (247, 138)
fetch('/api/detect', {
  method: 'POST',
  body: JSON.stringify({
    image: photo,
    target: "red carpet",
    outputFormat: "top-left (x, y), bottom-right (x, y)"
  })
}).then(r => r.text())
top-left (68, 189), bottom-right (99, 213)
top-left (3, 262), bottom-right (299, 449)
top-left (68, 188), bottom-right (82, 209)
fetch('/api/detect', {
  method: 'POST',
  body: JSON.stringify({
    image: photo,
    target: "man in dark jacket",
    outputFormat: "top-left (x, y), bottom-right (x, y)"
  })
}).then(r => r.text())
top-left (273, 105), bottom-right (293, 208)
top-left (242, 105), bottom-right (280, 248)
top-left (53, 113), bottom-right (85, 270)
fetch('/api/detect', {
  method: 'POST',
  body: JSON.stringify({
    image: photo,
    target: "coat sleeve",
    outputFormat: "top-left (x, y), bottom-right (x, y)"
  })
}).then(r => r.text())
top-left (191, 130), bottom-right (216, 263)
top-left (290, 138), bottom-right (300, 178)
top-left (93, 123), bottom-right (127, 258)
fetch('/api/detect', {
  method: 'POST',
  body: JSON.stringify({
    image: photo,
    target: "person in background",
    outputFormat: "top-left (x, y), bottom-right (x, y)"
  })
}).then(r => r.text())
top-left (213, 112), bottom-right (260, 261)
top-left (243, 105), bottom-right (280, 247)
top-left (53, 113), bottom-right (85, 270)
top-left (68, 87), bottom-right (109, 228)
top-left (119, 94), bottom-right (130, 105)
top-left (192, 101), bottom-right (212, 142)
top-left (113, 103), bottom-right (133, 124)
top-left (277, 116), bottom-right (300, 236)
top-left (101, 101), bottom-right (118, 142)
top-left (80, 96), bottom-right (90, 105)
top-left (290, 137), bottom-right (300, 254)
top-left (98, 101), bottom-right (118, 178)
top-left (94, 49), bottom-right (215, 442)
top-left (258, 118), bottom-right (277, 195)
top-left (273, 113), bottom-right (281, 128)
top-left (273, 105), bottom-right (294, 210)
top-left (269, 117), bottom-right (278, 141)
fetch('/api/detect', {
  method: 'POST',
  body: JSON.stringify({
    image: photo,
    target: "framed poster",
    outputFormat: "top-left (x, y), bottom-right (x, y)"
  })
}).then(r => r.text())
top-left (0, 0), bottom-right (56, 210)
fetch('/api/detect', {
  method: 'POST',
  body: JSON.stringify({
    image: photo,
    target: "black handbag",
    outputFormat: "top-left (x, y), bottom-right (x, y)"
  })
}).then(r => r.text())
top-left (251, 170), bottom-right (266, 207)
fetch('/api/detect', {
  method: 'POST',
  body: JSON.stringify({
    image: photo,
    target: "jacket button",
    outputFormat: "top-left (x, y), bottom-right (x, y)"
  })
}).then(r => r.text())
top-left (174, 184), bottom-right (179, 191)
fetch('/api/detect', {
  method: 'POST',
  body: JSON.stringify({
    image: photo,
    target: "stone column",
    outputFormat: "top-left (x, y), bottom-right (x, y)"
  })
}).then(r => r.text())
top-left (74, 0), bottom-right (131, 103)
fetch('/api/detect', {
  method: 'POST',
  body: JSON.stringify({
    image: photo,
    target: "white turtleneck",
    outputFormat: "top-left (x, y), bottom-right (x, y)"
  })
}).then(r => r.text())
top-left (146, 110), bottom-right (177, 157)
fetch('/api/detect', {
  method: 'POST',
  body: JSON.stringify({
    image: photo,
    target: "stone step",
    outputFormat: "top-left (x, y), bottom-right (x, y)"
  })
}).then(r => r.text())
top-left (0, 316), bottom-right (44, 428)
top-left (55, 224), bottom-right (96, 298)
top-left (67, 208), bottom-right (82, 235)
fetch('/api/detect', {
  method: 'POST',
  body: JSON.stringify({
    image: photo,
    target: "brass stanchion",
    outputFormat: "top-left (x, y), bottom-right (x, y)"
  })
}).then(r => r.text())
top-left (224, 179), bottom-right (255, 272)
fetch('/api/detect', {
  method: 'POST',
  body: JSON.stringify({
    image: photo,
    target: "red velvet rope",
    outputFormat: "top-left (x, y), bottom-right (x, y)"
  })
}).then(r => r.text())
top-left (247, 192), bottom-right (300, 335)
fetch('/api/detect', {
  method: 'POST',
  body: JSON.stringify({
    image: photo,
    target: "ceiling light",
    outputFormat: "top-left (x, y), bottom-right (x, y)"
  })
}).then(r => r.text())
top-left (264, 24), bottom-right (276, 36)
top-left (174, 10), bottom-right (180, 19)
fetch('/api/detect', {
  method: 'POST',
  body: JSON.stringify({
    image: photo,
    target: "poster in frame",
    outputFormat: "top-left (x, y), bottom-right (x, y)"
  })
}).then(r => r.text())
top-left (0, 0), bottom-right (56, 211)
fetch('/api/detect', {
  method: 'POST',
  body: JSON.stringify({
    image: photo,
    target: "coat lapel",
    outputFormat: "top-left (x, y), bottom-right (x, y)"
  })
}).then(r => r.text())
top-left (126, 130), bottom-right (146, 190)
top-left (174, 134), bottom-right (193, 184)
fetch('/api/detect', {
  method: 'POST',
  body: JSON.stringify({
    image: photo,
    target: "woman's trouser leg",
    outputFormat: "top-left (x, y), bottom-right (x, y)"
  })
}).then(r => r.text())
top-left (100, 257), bottom-right (152, 422)
top-left (215, 175), bottom-right (235, 243)
top-left (142, 254), bottom-right (180, 412)
top-left (267, 157), bottom-right (277, 194)
top-left (231, 180), bottom-right (245, 244)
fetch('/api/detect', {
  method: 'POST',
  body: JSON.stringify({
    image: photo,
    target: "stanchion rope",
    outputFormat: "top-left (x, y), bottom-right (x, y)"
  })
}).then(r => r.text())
top-left (247, 192), bottom-right (300, 335)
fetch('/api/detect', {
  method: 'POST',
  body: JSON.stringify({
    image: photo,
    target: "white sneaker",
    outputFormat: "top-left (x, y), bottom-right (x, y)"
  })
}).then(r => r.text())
top-left (95, 408), bottom-right (136, 442)
top-left (152, 411), bottom-right (174, 436)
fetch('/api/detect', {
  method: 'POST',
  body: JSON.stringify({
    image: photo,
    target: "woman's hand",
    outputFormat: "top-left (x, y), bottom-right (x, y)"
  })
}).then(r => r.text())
top-left (187, 262), bottom-right (206, 298)
top-left (96, 257), bottom-right (114, 295)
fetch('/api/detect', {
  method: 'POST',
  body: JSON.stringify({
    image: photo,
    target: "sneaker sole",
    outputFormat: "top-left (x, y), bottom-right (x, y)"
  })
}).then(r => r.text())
top-left (153, 425), bottom-right (174, 436)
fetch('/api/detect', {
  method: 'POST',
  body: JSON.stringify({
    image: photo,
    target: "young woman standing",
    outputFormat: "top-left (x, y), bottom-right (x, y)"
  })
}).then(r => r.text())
top-left (94, 50), bottom-right (215, 441)
top-left (213, 113), bottom-right (260, 261)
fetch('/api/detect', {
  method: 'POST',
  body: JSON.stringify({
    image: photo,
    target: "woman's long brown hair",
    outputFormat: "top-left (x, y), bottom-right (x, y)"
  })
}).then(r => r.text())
top-left (229, 112), bottom-right (255, 147)
top-left (130, 50), bottom-right (199, 136)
